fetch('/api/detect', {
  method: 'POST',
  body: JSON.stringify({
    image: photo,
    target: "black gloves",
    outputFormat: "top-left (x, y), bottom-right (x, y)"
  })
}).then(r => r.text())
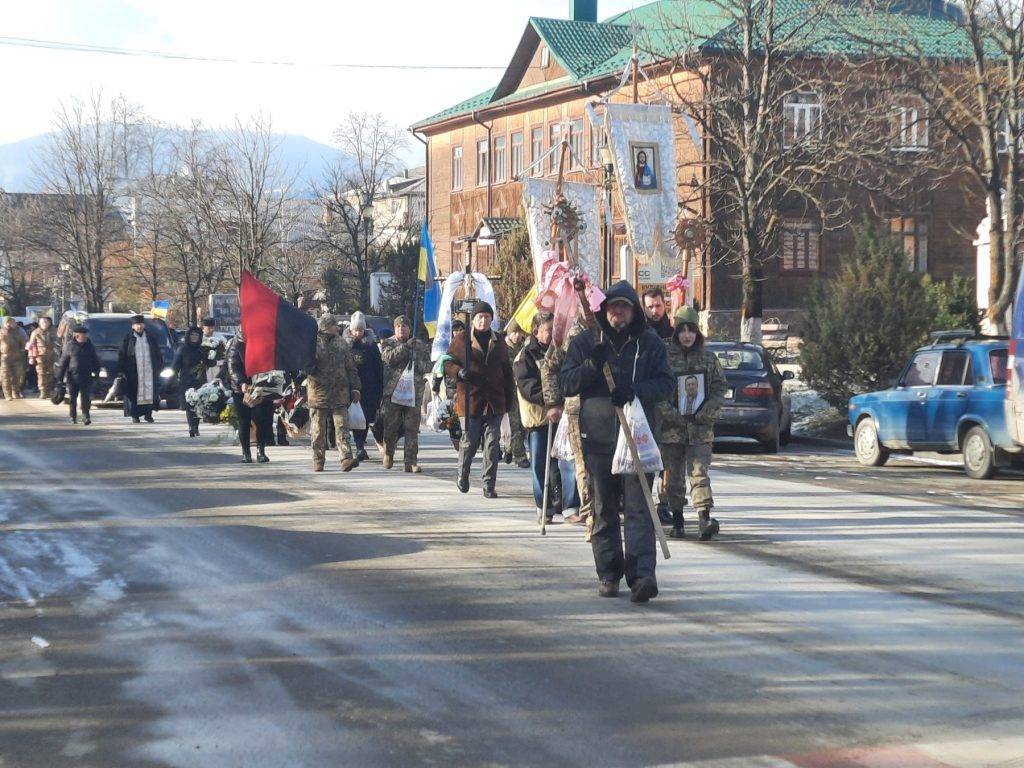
top-left (458, 368), bottom-right (480, 386)
top-left (610, 383), bottom-right (635, 407)
top-left (590, 342), bottom-right (610, 367)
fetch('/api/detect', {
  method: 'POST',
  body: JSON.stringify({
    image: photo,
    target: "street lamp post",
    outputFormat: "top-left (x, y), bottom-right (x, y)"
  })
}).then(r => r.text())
top-left (360, 192), bottom-right (374, 309)
top-left (599, 145), bottom-right (615, 286)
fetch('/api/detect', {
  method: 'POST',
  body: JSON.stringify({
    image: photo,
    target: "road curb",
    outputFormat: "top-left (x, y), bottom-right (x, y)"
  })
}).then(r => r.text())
top-left (789, 433), bottom-right (853, 451)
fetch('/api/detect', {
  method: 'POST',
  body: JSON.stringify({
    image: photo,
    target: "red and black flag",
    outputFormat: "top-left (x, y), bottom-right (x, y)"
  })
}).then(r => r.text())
top-left (240, 271), bottom-right (317, 375)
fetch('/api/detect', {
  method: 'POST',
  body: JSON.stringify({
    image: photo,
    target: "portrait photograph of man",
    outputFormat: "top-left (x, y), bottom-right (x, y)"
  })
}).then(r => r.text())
top-left (630, 142), bottom-right (659, 192)
top-left (678, 372), bottom-right (706, 416)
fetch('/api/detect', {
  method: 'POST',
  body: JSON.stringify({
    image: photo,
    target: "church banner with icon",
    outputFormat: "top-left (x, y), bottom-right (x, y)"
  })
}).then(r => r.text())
top-left (522, 178), bottom-right (601, 285)
top-left (605, 103), bottom-right (680, 283)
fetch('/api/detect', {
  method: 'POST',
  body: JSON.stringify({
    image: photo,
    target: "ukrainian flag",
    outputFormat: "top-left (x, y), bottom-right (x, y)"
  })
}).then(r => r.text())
top-left (419, 220), bottom-right (442, 338)
top-left (151, 300), bottom-right (170, 319)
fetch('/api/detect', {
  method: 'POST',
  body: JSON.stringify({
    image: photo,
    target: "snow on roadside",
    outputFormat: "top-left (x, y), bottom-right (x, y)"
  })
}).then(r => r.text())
top-left (783, 377), bottom-right (846, 437)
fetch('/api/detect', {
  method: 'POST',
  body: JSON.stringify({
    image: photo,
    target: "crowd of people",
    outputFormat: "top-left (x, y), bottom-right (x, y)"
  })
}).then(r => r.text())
top-left (2, 284), bottom-right (726, 605)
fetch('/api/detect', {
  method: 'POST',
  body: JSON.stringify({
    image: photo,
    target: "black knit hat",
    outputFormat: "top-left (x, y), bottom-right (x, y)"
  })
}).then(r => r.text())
top-left (73, 324), bottom-right (88, 334)
top-left (471, 300), bottom-right (494, 319)
top-left (130, 314), bottom-right (145, 324)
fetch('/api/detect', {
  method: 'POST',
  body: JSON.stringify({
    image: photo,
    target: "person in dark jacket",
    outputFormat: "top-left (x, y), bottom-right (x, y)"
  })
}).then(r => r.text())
top-left (117, 315), bottom-right (163, 423)
top-left (558, 280), bottom-right (674, 604)
top-left (227, 331), bottom-right (274, 464)
top-left (642, 287), bottom-right (674, 340)
top-left (443, 301), bottom-right (515, 498)
top-left (343, 311), bottom-right (383, 462)
top-left (513, 312), bottom-right (579, 523)
top-left (56, 324), bottom-right (100, 424)
top-left (172, 326), bottom-right (213, 437)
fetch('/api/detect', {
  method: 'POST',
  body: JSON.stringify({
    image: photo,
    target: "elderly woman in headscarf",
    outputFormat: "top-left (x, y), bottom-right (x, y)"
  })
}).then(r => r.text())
top-left (342, 311), bottom-right (383, 461)
top-left (172, 325), bottom-right (212, 438)
top-left (117, 314), bottom-right (163, 423)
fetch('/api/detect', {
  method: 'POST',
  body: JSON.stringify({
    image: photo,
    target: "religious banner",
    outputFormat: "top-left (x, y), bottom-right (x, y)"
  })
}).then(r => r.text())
top-left (605, 103), bottom-right (680, 283)
top-left (521, 178), bottom-right (601, 285)
top-left (430, 271), bottom-right (500, 361)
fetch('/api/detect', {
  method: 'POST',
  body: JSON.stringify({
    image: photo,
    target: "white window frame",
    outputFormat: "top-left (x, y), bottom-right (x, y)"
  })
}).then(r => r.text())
top-left (540, 45), bottom-right (550, 69)
top-left (476, 139), bottom-right (489, 187)
top-left (493, 135), bottom-right (507, 183)
top-left (569, 119), bottom-right (584, 170)
top-left (548, 123), bottom-right (563, 174)
top-left (783, 92), bottom-right (822, 148)
top-left (531, 127), bottom-right (544, 168)
top-left (511, 132), bottom-right (524, 178)
top-left (894, 99), bottom-right (929, 152)
top-left (451, 146), bottom-right (463, 191)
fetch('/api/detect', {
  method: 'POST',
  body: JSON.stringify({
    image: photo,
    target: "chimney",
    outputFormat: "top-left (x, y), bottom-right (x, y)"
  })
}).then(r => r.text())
top-left (571, 0), bottom-right (597, 23)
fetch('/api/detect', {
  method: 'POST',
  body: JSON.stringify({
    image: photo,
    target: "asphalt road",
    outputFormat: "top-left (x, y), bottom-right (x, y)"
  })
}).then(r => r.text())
top-left (1, 400), bottom-right (1023, 768)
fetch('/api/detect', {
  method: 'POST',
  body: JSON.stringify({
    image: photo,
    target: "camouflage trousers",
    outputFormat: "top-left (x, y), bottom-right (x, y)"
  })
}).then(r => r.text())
top-left (381, 402), bottom-right (420, 465)
top-left (36, 361), bottom-right (54, 398)
top-left (505, 396), bottom-right (528, 462)
top-left (310, 407), bottom-right (352, 466)
top-left (661, 442), bottom-right (714, 513)
top-left (1, 362), bottom-right (24, 399)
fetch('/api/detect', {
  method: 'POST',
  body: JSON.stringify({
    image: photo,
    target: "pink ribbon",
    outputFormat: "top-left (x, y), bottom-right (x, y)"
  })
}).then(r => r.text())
top-left (666, 272), bottom-right (689, 317)
top-left (534, 250), bottom-right (606, 347)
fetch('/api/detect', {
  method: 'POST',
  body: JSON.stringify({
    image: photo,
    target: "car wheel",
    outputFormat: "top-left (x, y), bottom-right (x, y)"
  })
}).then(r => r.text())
top-left (854, 418), bottom-right (890, 467)
top-left (962, 426), bottom-right (998, 480)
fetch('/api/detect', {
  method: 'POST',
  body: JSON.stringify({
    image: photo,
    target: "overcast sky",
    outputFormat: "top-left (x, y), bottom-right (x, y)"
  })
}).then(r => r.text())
top-left (0, 0), bottom-right (638, 149)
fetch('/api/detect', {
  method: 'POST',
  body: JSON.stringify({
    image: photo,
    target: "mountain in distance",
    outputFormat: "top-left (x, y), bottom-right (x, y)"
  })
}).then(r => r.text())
top-left (0, 130), bottom-right (347, 197)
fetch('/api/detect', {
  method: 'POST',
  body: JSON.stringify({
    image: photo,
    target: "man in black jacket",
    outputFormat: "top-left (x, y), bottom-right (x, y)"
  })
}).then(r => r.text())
top-left (558, 281), bottom-right (674, 603)
top-left (56, 325), bottom-right (100, 424)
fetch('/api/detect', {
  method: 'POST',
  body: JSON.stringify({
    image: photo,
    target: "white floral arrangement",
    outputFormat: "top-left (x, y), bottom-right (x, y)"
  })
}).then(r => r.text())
top-left (185, 381), bottom-right (232, 423)
top-left (201, 335), bottom-right (223, 362)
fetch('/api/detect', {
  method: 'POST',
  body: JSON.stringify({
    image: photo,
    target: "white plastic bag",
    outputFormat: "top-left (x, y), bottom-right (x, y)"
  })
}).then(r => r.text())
top-left (390, 363), bottom-right (416, 407)
top-left (612, 397), bottom-right (664, 475)
top-left (551, 412), bottom-right (575, 462)
top-left (425, 396), bottom-right (442, 432)
top-left (500, 412), bottom-right (512, 451)
top-left (348, 400), bottom-right (366, 431)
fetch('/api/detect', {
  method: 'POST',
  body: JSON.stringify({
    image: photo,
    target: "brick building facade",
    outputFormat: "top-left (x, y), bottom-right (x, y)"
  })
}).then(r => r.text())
top-left (412, 0), bottom-right (981, 335)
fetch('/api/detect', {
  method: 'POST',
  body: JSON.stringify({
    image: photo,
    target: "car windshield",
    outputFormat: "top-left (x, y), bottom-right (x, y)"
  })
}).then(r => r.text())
top-left (712, 348), bottom-right (765, 372)
top-left (86, 319), bottom-right (171, 349)
top-left (990, 349), bottom-right (1009, 385)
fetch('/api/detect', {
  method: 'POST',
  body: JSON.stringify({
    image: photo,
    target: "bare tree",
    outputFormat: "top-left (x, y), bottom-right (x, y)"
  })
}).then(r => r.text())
top-left (851, 0), bottom-right (1024, 333)
top-left (31, 92), bottom-right (142, 311)
top-left (264, 199), bottom-right (324, 306)
top-left (0, 193), bottom-right (52, 313)
top-left (657, 0), bottom-right (894, 341)
top-left (310, 112), bottom-right (409, 311)
top-left (212, 114), bottom-right (296, 283)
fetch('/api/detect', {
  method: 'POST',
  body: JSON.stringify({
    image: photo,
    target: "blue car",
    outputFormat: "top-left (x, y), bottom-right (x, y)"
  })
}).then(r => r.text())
top-left (847, 332), bottom-right (1022, 479)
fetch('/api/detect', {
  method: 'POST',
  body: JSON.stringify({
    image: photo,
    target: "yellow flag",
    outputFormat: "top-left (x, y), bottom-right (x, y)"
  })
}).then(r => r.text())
top-left (509, 286), bottom-right (538, 333)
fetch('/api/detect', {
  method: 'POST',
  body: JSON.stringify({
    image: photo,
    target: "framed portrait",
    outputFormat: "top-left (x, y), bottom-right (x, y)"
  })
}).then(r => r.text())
top-left (629, 141), bottom-right (660, 194)
top-left (677, 372), bottom-right (706, 416)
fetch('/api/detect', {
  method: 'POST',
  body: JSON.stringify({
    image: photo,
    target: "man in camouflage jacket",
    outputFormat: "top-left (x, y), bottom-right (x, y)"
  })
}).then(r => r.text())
top-left (379, 315), bottom-right (431, 472)
top-left (656, 307), bottom-right (728, 541)
top-left (306, 314), bottom-right (362, 472)
top-left (541, 315), bottom-right (593, 533)
top-left (28, 316), bottom-right (58, 399)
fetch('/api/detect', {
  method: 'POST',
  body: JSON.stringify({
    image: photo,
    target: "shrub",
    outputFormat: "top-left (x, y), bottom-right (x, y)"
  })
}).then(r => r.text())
top-left (924, 274), bottom-right (982, 335)
top-left (801, 224), bottom-right (933, 409)
top-left (492, 225), bottom-right (535, 325)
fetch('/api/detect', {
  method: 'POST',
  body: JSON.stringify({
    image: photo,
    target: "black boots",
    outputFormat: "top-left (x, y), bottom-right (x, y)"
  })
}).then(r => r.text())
top-left (630, 577), bottom-right (659, 604)
top-left (598, 580), bottom-right (620, 598)
top-left (698, 511), bottom-right (720, 541)
top-left (668, 509), bottom-right (685, 539)
top-left (241, 447), bottom-right (253, 464)
top-left (256, 447), bottom-right (270, 463)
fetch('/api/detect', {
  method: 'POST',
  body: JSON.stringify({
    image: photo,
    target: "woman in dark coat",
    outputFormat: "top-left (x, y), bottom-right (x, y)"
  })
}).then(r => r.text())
top-left (172, 326), bottom-right (211, 438)
top-left (117, 315), bottom-right (163, 423)
top-left (227, 331), bottom-right (274, 464)
top-left (56, 324), bottom-right (100, 424)
top-left (343, 311), bottom-right (384, 461)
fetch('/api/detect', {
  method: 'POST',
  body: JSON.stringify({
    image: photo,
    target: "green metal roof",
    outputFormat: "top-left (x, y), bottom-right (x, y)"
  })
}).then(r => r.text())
top-left (413, 0), bottom-right (969, 131)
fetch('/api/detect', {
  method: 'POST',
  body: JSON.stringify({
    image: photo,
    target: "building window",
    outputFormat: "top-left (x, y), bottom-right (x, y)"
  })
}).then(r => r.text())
top-left (451, 146), bottom-right (463, 191)
top-left (549, 123), bottom-right (563, 174)
top-left (531, 127), bottom-right (544, 170)
top-left (569, 119), bottom-right (584, 170)
top-left (540, 45), bottom-right (550, 69)
top-left (511, 132), bottom-right (524, 178)
top-left (894, 98), bottom-right (928, 150)
top-left (590, 122), bottom-right (603, 167)
top-left (890, 215), bottom-right (928, 272)
top-left (783, 92), bottom-right (822, 148)
top-left (493, 136), bottom-right (507, 183)
top-left (476, 139), bottom-right (489, 187)
top-left (780, 219), bottom-right (820, 272)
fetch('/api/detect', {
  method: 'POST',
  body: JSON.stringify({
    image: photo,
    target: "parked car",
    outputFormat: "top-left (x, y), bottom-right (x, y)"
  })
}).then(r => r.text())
top-left (75, 313), bottom-right (180, 408)
top-left (848, 331), bottom-right (1022, 479)
top-left (707, 341), bottom-right (794, 453)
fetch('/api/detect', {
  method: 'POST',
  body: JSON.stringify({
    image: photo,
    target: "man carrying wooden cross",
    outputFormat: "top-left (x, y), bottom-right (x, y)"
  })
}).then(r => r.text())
top-left (558, 281), bottom-right (674, 604)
